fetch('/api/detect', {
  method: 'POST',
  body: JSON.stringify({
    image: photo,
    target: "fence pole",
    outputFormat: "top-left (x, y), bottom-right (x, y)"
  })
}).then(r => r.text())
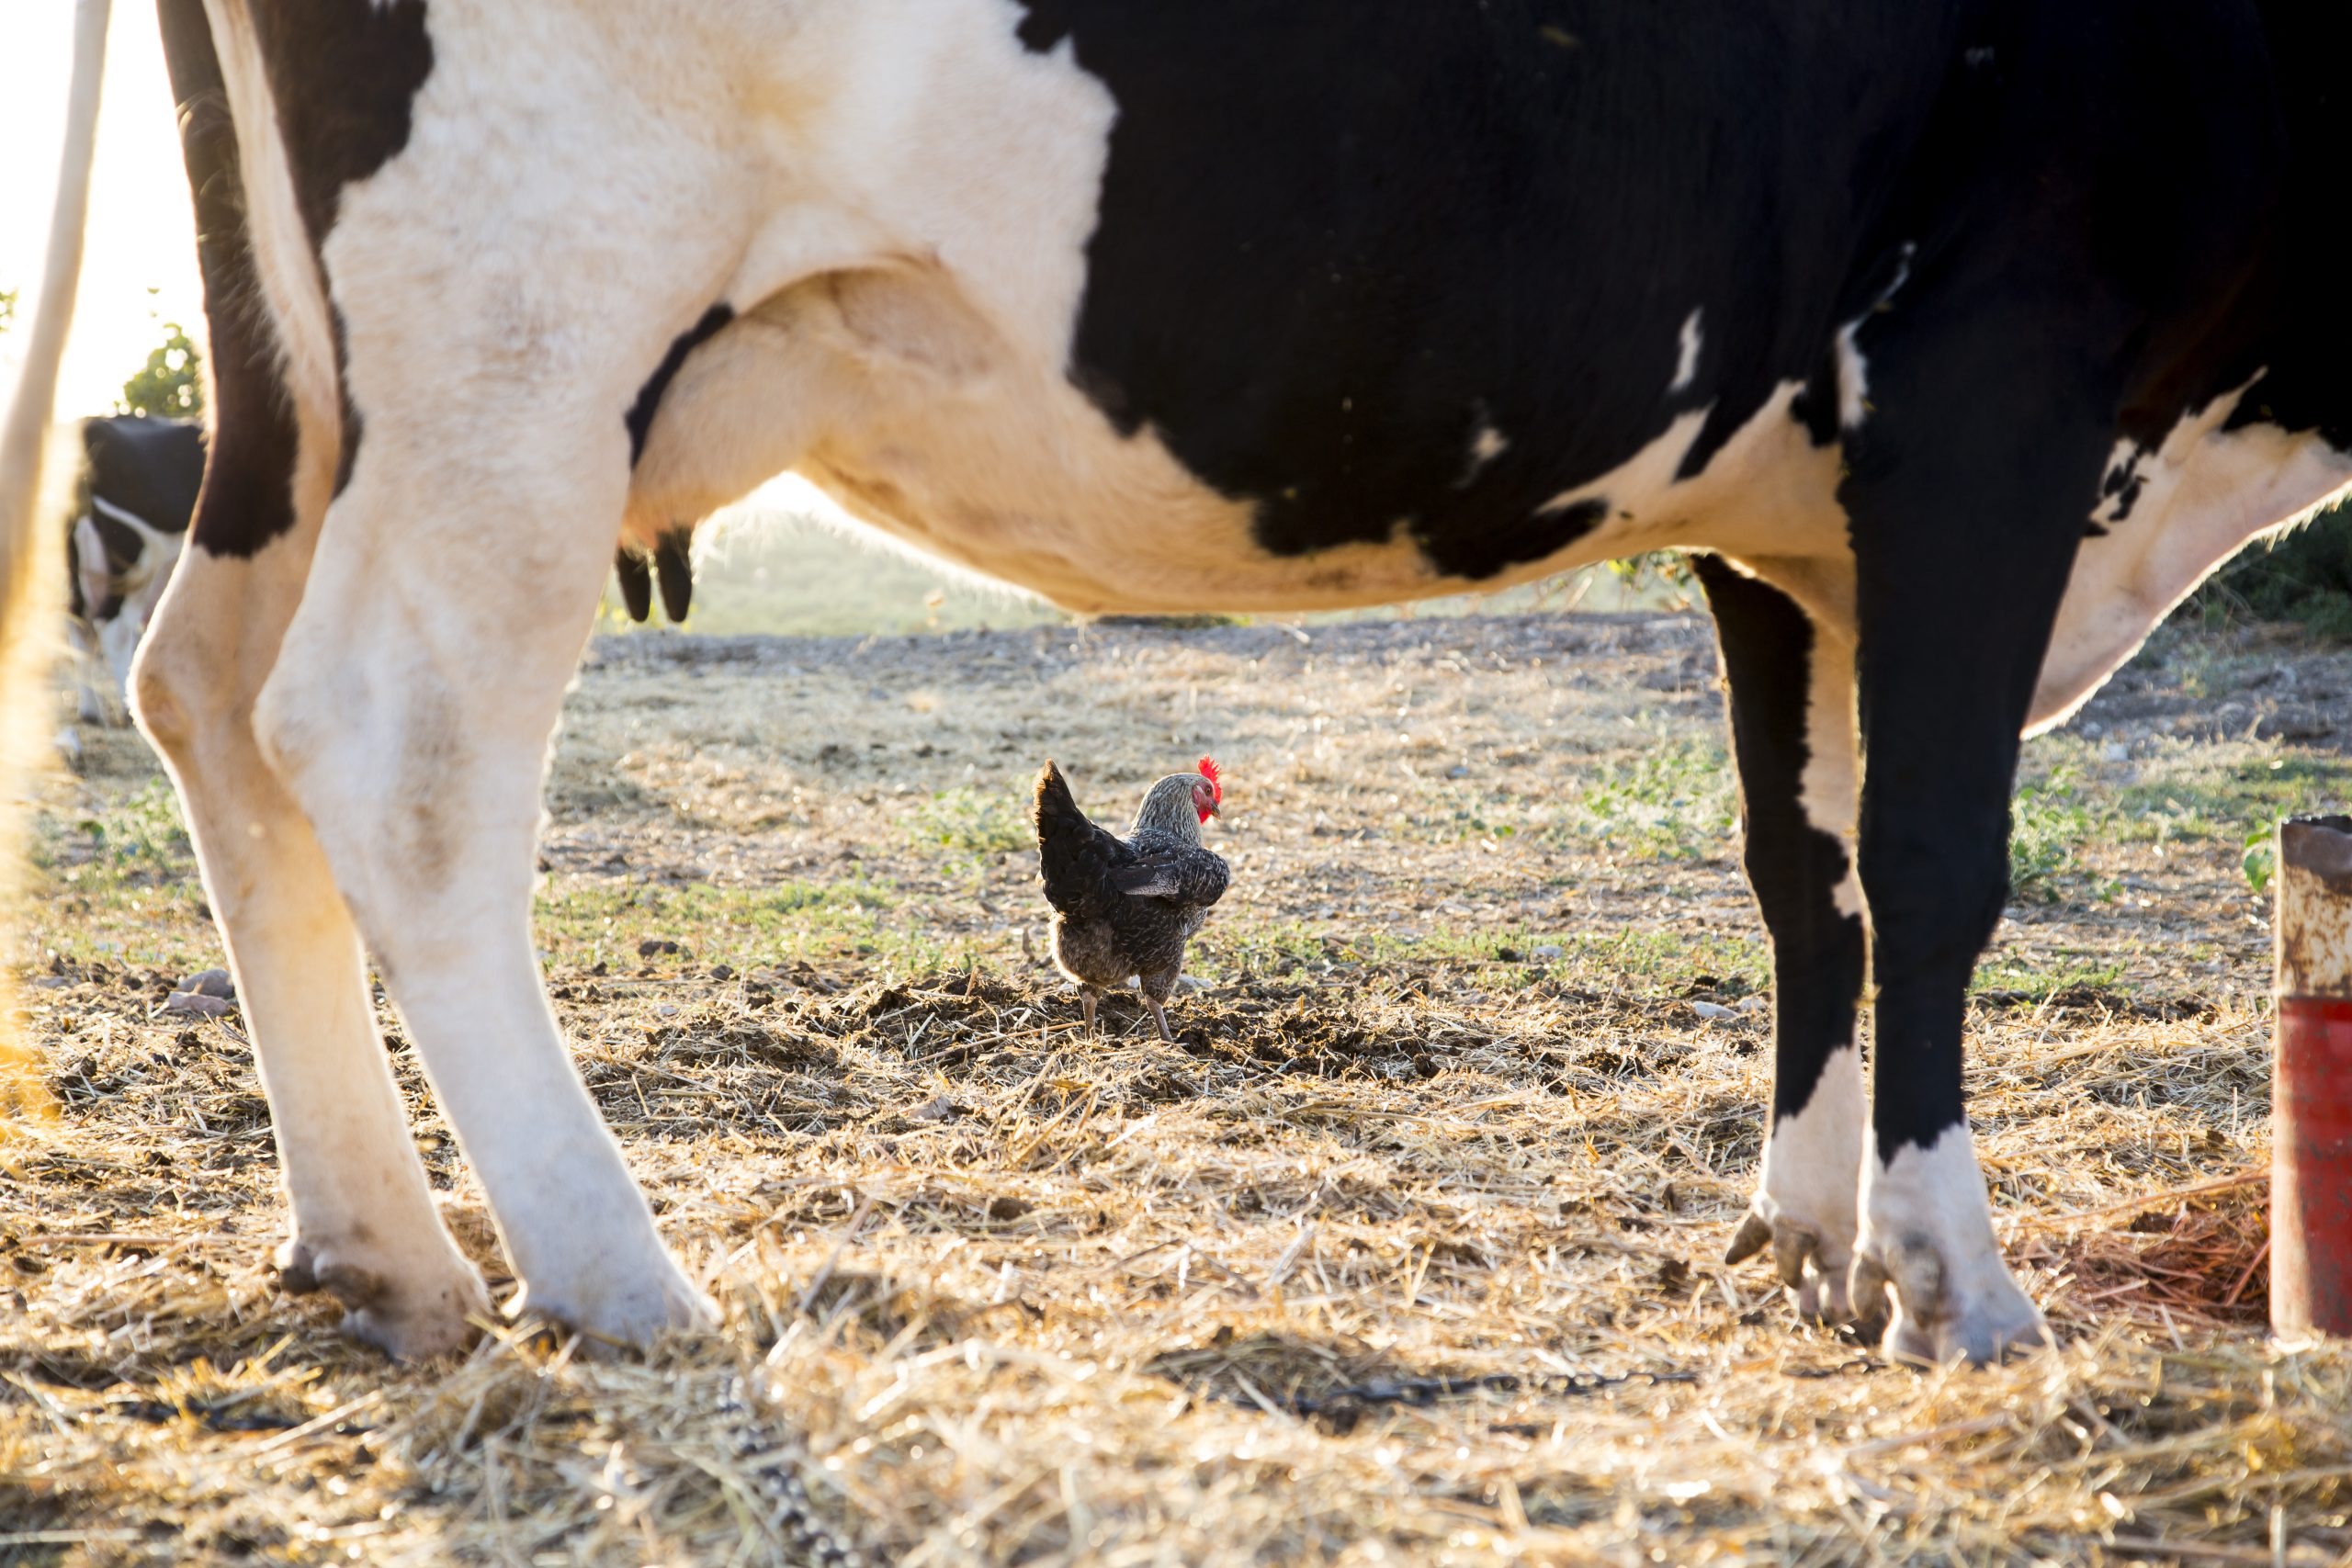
top-left (2274, 815), bottom-right (2352, 1339)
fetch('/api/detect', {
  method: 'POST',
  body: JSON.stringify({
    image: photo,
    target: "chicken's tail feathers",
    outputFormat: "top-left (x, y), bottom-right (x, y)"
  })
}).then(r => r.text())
top-left (1032, 759), bottom-right (1080, 841)
top-left (1032, 760), bottom-right (1108, 917)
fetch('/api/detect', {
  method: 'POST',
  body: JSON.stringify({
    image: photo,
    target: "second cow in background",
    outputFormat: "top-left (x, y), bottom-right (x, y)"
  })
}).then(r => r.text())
top-left (67, 414), bottom-right (202, 726)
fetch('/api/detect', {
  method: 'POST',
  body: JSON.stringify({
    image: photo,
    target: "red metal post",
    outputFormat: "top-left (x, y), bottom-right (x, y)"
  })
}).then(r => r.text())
top-left (2274, 816), bottom-right (2352, 1339)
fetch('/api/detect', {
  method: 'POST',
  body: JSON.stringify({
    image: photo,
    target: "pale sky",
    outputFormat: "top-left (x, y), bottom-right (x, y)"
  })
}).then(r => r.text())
top-left (1, 3), bottom-right (206, 418)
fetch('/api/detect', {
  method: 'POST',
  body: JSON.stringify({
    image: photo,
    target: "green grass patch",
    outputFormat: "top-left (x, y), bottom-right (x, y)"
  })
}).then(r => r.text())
top-left (2009, 767), bottom-right (2117, 904)
top-left (29, 778), bottom-right (216, 972)
top-left (1972, 953), bottom-right (2127, 1001)
top-left (2109, 755), bottom-right (2343, 846)
top-left (2191, 503), bottom-right (2352, 642)
top-left (907, 785), bottom-right (1031, 860)
top-left (1549, 739), bottom-right (1736, 863)
top-left (532, 874), bottom-right (967, 972)
top-left (1204, 916), bottom-right (1766, 998)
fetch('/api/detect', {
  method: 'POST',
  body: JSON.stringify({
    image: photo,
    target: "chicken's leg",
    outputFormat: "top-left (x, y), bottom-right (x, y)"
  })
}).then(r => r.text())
top-left (1143, 996), bottom-right (1175, 1043)
top-left (1080, 988), bottom-right (1100, 1037)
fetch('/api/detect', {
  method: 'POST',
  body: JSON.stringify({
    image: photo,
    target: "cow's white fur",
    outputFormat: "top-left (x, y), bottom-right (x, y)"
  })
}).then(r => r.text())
top-left (1750, 1044), bottom-right (1863, 1320)
top-left (203, 0), bottom-right (338, 434)
top-left (2032, 382), bottom-right (2352, 730)
top-left (75, 497), bottom-right (186, 716)
top-left (1464, 423), bottom-right (1510, 483)
top-left (125, 0), bottom-right (2346, 1357)
top-left (1670, 309), bottom-right (1704, 396)
top-left (1856, 1124), bottom-right (2048, 1364)
top-left (1796, 615), bottom-right (1864, 921)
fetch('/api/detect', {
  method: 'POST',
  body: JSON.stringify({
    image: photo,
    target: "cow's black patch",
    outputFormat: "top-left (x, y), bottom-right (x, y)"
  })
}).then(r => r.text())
top-left (1013, 3), bottom-right (1929, 581)
top-left (159, 0), bottom-right (303, 560)
top-left (1789, 355), bottom-right (1844, 450)
top-left (81, 418), bottom-right (206, 538)
top-left (248, 1), bottom-right (434, 250)
top-left (1421, 498), bottom-right (1608, 582)
top-left (1014, 12), bottom-right (1072, 53)
top-left (627, 306), bottom-right (736, 467)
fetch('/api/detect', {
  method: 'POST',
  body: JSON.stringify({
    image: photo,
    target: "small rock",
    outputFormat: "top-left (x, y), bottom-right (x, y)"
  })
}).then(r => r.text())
top-left (709, 964), bottom-right (734, 981)
top-left (174, 968), bottom-right (236, 1000)
top-left (1735, 995), bottom-right (1768, 1015)
top-left (1531, 944), bottom-right (1564, 962)
top-left (637, 938), bottom-right (682, 959)
top-left (2102, 741), bottom-right (2130, 763)
top-left (1174, 974), bottom-right (1209, 993)
top-left (164, 991), bottom-right (233, 1019)
top-left (1446, 764), bottom-right (1470, 778)
top-left (1689, 1000), bottom-right (1738, 1022)
top-left (908, 1094), bottom-right (960, 1123)
top-left (654, 1003), bottom-right (679, 1018)
top-left (1495, 946), bottom-right (1523, 963)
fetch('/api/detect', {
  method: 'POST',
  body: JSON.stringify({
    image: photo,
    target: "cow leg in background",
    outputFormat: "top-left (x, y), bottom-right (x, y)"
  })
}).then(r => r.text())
top-left (131, 6), bottom-right (487, 1359)
top-left (1839, 286), bottom-right (2109, 1364)
top-left (1693, 556), bottom-right (1867, 1325)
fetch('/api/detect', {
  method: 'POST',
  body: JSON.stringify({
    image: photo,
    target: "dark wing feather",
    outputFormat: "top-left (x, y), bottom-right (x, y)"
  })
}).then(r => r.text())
top-left (1033, 761), bottom-right (1140, 921)
top-left (1110, 844), bottom-right (1229, 908)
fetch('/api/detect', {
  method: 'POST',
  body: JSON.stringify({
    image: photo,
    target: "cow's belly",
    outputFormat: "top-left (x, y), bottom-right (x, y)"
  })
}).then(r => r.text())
top-left (2032, 388), bottom-right (2352, 730)
top-left (797, 383), bottom-right (1848, 616)
top-left (684, 266), bottom-right (1854, 616)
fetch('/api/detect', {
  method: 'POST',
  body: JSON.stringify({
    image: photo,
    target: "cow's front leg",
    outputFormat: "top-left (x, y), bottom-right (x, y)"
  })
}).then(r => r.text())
top-left (1695, 556), bottom-right (1868, 1325)
top-left (1838, 280), bottom-right (2106, 1363)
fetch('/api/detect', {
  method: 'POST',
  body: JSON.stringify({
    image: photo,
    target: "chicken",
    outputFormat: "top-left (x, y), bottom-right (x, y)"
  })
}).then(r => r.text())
top-left (1032, 757), bottom-right (1229, 1041)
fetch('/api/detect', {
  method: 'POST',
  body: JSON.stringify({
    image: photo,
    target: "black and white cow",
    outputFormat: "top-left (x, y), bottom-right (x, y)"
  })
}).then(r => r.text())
top-left (23, 1), bottom-right (2339, 1362)
top-left (66, 414), bottom-right (203, 724)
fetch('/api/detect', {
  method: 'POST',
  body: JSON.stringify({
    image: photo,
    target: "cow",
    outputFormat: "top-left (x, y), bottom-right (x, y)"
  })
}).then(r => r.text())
top-left (7, 0), bottom-right (2340, 1366)
top-left (66, 415), bottom-right (203, 724)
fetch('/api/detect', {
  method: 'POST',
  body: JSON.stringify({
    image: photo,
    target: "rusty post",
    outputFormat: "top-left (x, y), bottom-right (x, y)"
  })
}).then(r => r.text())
top-left (2274, 816), bottom-right (2352, 1339)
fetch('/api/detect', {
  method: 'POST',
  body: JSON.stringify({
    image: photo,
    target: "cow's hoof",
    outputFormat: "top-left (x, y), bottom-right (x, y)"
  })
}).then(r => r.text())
top-left (277, 1235), bottom-right (491, 1360)
top-left (1850, 1236), bottom-right (2048, 1366)
top-left (1725, 1204), bottom-right (1859, 1324)
top-left (507, 1256), bottom-right (716, 1354)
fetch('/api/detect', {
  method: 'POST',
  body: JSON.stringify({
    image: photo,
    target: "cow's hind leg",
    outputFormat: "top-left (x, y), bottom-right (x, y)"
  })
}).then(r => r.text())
top-left (251, 394), bottom-right (715, 1348)
top-left (252, 474), bottom-right (709, 1344)
top-left (140, 545), bottom-right (492, 1357)
top-left (1838, 280), bottom-right (2110, 1363)
top-left (131, 9), bottom-right (485, 1358)
top-left (1694, 556), bottom-right (1868, 1325)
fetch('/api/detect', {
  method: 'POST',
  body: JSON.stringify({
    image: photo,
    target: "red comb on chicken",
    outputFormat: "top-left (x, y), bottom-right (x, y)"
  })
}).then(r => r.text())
top-left (1033, 759), bottom-right (1230, 1041)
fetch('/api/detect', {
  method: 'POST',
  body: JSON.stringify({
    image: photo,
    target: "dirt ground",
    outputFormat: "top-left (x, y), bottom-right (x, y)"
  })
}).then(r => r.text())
top-left (4, 609), bottom-right (2351, 1565)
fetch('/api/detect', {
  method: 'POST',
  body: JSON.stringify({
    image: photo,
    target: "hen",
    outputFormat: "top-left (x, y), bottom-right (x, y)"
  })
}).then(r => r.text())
top-left (1032, 757), bottom-right (1229, 1040)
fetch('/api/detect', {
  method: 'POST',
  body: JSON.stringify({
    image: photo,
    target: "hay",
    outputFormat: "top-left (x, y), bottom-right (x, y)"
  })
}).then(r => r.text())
top-left (5, 611), bottom-right (2349, 1563)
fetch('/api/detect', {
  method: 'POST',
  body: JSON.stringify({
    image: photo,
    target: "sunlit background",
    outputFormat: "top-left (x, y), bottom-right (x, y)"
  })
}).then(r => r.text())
top-left (0, 4), bottom-right (202, 418)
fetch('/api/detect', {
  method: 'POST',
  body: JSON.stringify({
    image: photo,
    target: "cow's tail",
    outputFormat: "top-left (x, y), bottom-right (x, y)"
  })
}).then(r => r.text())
top-left (0, 0), bottom-right (112, 1122)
